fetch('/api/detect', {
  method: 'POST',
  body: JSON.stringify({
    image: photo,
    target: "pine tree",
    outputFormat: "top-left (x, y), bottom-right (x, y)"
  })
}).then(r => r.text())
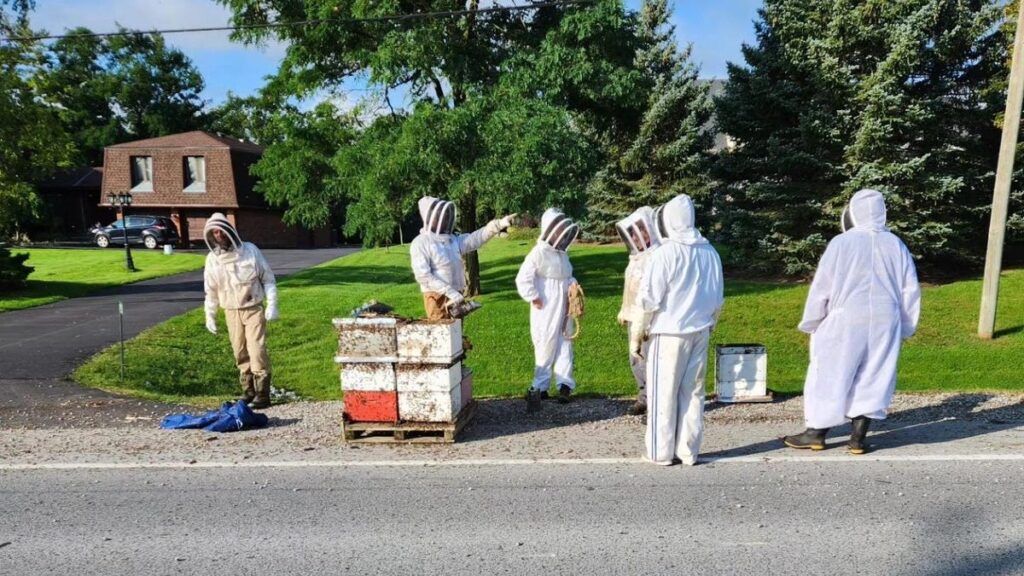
top-left (584, 0), bottom-right (714, 239)
top-left (716, 0), bottom-right (1006, 275)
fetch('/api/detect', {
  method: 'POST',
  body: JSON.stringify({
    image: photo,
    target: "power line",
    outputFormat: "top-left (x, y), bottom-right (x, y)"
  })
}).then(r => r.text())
top-left (0, 0), bottom-right (593, 43)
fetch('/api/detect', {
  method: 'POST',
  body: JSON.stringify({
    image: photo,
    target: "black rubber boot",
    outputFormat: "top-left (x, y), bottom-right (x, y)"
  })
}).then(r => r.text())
top-left (557, 384), bottom-right (572, 404)
top-left (525, 389), bottom-right (543, 413)
top-left (238, 373), bottom-right (256, 404)
top-left (848, 416), bottom-right (872, 455)
top-left (782, 428), bottom-right (829, 450)
top-left (249, 372), bottom-right (272, 410)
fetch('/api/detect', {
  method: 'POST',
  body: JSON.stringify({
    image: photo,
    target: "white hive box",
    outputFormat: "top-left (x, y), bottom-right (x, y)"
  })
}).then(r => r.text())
top-left (715, 344), bottom-right (771, 403)
top-left (396, 362), bottom-right (462, 394)
top-left (340, 362), bottom-right (396, 392)
top-left (397, 363), bottom-right (462, 422)
top-left (396, 320), bottom-right (463, 364)
top-left (459, 368), bottom-right (473, 412)
top-left (334, 317), bottom-right (398, 363)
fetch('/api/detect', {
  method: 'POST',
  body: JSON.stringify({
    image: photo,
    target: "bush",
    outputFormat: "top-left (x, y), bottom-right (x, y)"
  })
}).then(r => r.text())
top-left (0, 245), bottom-right (32, 291)
top-left (504, 226), bottom-right (539, 242)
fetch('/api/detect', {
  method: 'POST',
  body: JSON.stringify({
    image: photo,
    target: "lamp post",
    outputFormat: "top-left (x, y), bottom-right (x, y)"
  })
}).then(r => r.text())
top-left (108, 192), bottom-right (135, 272)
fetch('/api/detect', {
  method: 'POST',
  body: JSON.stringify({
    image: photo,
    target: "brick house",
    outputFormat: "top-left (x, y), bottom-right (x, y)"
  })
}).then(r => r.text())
top-left (101, 131), bottom-right (331, 248)
top-left (35, 166), bottom-right (112, 240)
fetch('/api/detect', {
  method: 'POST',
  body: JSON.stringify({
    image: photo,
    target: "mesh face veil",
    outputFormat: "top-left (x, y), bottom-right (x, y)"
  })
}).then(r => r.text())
top-left (615, 208), bottom-right (659, 255)
top-left (426, 200), bottom-right (456, 235)
top-left (203, 214), bottom-right (242, 254)
top-left (842, 204), bottom-right (856, 232)
top-left (553, 223), bottom-right (579, 252)
top-left (654, 206), bottom-right (669, 243)
top-left (540, 213), bottom-right (579, 252)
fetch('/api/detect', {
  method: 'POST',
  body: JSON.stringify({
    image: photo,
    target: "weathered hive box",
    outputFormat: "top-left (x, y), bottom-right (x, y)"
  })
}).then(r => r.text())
top-left (396, 362), bottom-right (462, 394)
top-left (335, 315), bottom-right (474, 427)
top-left (715, 344), bottom-right (770, 403)
top-left (396, 320), bottom-right (463, 364)
top-left (344, 391), bottom-right (399, 423)
top-left (340, 363), bottom-right (398, 423)
top-left (333, 317), bottom-right (398, 363)
top-left (341, 362), bottom-right (396, 392)
top-left (396, 362), bottom-right (462, 422)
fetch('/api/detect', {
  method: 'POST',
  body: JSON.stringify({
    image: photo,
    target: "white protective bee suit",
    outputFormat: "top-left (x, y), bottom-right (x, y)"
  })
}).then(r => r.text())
top-left (409, 196), bottom-right (514, 320)
top-left (516, 209), bottom-right (580, 392)
top-left (203, 213), bottom-right (278, 405)
top-left (799, 189), bottom-right (921, 429)
top-left (635, 195), bottom-right (723, 465)
top-left (616, 207), bottom-right (661, 402)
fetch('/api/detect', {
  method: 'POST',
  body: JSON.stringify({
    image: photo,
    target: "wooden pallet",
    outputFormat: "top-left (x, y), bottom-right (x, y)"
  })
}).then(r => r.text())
top-left (342, 400), bottom-right (477, 444)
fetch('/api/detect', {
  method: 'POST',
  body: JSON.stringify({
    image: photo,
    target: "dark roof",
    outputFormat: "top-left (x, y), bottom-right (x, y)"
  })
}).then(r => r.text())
top-left (107, 131), bottom-right (263, 154)
top-left (37, 167), bottom-right (104, 192)
top-left (699, 78), bottom-right (727, 98)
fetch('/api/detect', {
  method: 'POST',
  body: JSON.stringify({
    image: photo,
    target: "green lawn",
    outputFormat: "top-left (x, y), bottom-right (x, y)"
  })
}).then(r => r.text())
top-left (74, 238), bottom-right (1024, 405)
top-left (0, 248), bottom-right (206, 312)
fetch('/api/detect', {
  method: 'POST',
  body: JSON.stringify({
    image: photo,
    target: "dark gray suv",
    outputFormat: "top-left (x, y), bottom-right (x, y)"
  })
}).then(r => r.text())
top-left (93, 216), bottom-right (180, 249)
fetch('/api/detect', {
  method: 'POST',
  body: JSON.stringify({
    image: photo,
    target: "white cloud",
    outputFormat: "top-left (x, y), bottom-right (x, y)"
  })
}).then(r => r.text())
top-left (30, 0), bottom-right (285, 57)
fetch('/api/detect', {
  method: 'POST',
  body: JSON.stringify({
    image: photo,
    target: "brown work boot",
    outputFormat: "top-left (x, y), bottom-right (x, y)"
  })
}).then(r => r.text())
top-left (249, 372), bottom-right (272, 410)
top-left (238, 372), bottom-right (256, 404)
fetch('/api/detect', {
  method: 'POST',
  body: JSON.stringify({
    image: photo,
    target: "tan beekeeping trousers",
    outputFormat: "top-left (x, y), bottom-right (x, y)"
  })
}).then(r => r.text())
top-left (225, 306), bottom-right (270, 377)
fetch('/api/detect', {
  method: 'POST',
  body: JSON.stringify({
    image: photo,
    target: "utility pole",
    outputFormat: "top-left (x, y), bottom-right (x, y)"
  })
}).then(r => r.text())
top-left (979, 2), bottom-right (1024, 340)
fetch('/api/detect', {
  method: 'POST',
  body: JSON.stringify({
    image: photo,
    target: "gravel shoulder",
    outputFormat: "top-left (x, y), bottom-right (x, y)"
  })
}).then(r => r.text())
top-left (2, 393), bottom-right (1022, 466)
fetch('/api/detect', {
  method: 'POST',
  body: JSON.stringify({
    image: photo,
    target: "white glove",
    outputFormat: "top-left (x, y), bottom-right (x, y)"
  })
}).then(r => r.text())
top-left (629, 323), bottom-right (645, 361)
top-left (445, 289), bottom-right (465, 307)
top-left (498, 213), bottom-right (517, 231)
top-left (204, 298), bottom-right (218, 335)
top-left (629, 311), bottom-right (653, 361)
top-left (264, 284), bottom-right (279, 322)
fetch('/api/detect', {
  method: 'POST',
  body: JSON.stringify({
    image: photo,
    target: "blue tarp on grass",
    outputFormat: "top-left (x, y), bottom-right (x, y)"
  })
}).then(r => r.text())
top-left (160, 400), bottom-right (269, 433)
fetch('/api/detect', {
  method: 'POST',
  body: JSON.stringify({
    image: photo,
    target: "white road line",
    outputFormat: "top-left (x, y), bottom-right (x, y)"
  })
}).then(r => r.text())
top-left (2, 453), bottom-right (1024, 471)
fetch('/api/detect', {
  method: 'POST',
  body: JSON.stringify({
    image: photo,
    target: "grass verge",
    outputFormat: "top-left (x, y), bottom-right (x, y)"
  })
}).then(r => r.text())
top-left (74, 238), bottom-right (1024, 405)
top-left (1, 248), bottom-right (205, 312)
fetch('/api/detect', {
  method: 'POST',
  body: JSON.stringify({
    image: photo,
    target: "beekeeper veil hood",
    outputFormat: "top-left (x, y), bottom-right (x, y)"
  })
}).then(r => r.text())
top-left (658, 194), bottom-right (708, 245)
top-left (616, 206), bottom-right (660, 255)
top-left (539, 208), bottom-right (579, 252)
top-left (652, 205), bottom-right (667, 244)
top-left (841, 188), bottom-right (887, 232)
top-left (204, 212), bottom-right (242, 255)
top-left (418, 196), bottom-right (456, 235)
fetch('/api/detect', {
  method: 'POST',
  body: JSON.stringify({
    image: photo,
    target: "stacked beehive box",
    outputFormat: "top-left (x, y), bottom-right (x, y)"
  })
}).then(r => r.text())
top-left (335, 317), bottom-right (473, 424)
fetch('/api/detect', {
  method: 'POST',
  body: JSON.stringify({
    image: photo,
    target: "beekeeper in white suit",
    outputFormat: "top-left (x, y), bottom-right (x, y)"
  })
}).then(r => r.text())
top-left (784, 189), bottom-right (920, 454)
top-left (203, 213), bottom-right (278, 409)
top-left (517, 209), bottom-right (580, 412)
top-left (633, 194), bottom-right (723, 466)
top-left (410, 196), bottom-right (515, 320)
top-left (616, 206), bottom-right (661, 416)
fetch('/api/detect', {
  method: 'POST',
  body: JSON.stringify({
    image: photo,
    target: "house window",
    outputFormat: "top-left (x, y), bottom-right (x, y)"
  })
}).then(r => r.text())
top-left (130, 156), bottom-right (153, 192)
top-left (183, 156), bottom-right (206, 193)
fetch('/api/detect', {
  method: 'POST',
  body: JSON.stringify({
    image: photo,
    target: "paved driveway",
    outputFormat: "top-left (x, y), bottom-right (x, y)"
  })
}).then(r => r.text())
top-left (0, 248), bottom-right (356, 425)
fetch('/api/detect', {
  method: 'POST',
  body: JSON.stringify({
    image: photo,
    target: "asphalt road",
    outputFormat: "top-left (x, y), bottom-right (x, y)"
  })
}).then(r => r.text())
top-left (2, 460), bottom-right (1023, 576)
top-left (0, 249), bottom-right (356, 419)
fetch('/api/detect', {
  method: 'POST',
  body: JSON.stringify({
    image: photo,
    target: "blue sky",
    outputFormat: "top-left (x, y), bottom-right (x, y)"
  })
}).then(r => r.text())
top-left (30, 0), bottom-right (762, 106)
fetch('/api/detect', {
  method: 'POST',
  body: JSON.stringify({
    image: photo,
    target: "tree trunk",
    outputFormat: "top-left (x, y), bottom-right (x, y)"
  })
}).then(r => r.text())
top-left (460, 189), bottom-right (481, 296)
